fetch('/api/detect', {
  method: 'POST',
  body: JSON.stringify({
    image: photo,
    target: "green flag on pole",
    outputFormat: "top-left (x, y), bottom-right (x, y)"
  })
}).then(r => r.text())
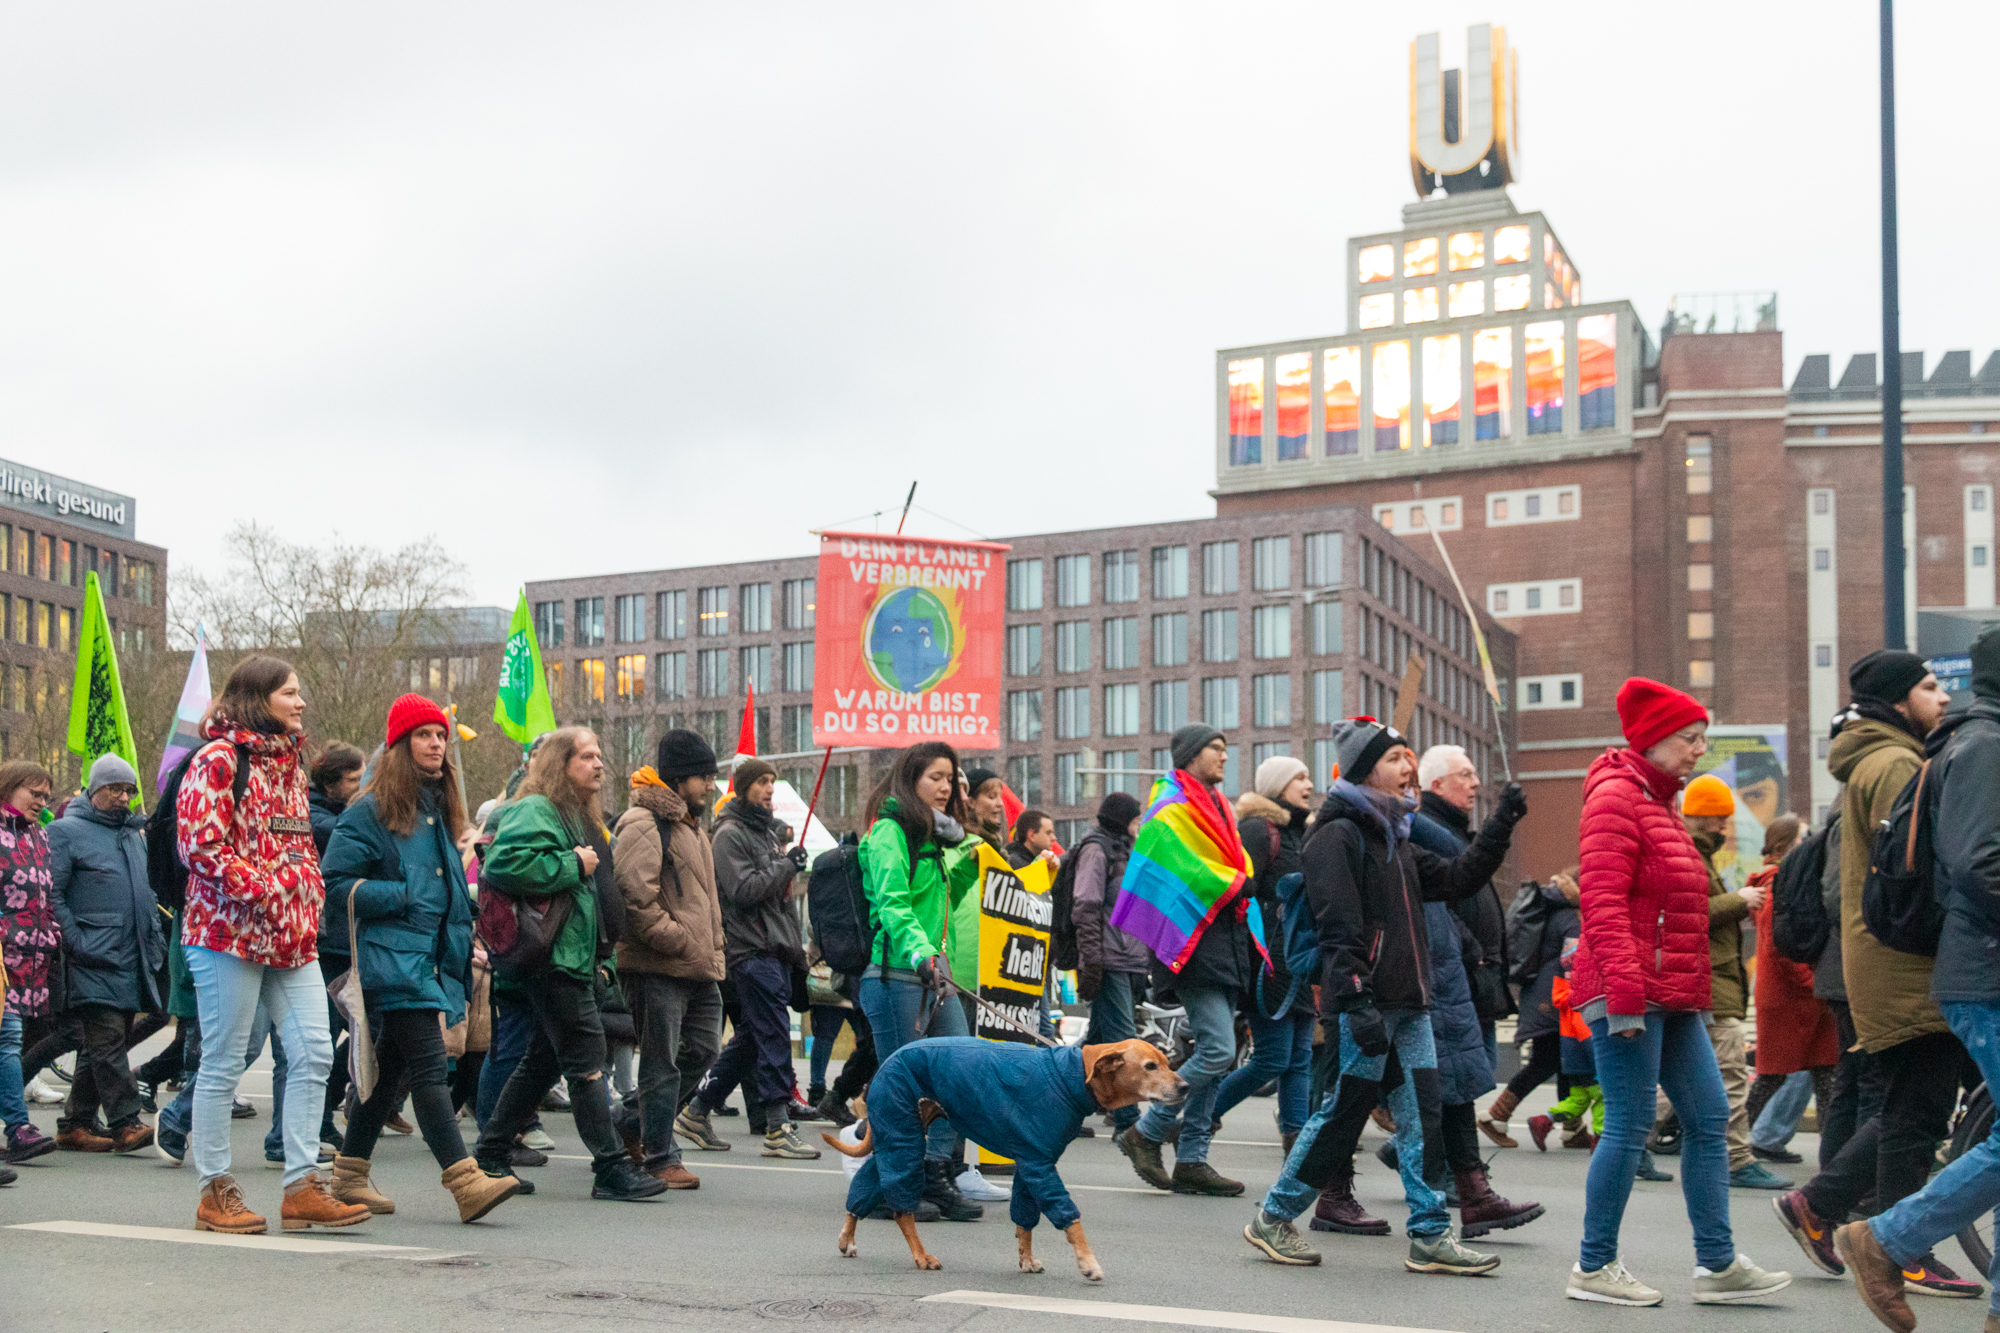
top-left (67, 570), bottom-right (141, 800)
top-left (493, 589), bottom-right (557, 745)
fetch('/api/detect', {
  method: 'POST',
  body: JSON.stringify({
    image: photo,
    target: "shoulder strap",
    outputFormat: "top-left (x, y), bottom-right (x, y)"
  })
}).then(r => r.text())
top-left (231, 744), bottom-right (251, 807)
top-left (653, 813), bottom-right (684, 900)
top-left (1906, 758), bottom-right (1932, 866)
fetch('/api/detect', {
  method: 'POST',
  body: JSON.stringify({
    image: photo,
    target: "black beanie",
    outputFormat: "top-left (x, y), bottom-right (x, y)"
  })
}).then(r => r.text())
top-left (1973, 626), bottom-right (2000, 700)
top-left (657, 729), bottom-right (718, 781)
top-left (1170, 723), bottom-right (1225, 771)
top-left (1097, 791), bottom-right (1143, 836)
top-left (1849, 649), bottom-right (1930, 706)
top-left (965, 766), bottom-right (1002, 795)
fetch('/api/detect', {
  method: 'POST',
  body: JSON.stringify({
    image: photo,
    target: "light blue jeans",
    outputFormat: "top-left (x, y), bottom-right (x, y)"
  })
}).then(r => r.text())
top-left (1872, 1001), bottom-right (2000, 1313)
top-left (1262, 1008), bottom-right (1447, 1235)
top-left (1583, 1012), bottom-right (1733, 1272)
top-left (857, 973), bottom-right (969, 1160)
top-left (186, 945), bottom-right (330, 1187)
top-left (1136, 984), bottom-right (1237, 1166)
top-left (0, 1008), bottom-right (26, 1134)
top-left (1750, 1069), bottom-right (1814, 1152)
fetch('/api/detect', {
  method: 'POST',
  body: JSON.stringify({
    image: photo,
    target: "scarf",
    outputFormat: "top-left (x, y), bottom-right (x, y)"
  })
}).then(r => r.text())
top-left (1328, 777), bottom-right (1416, 849)
top-left (1829, 697), bottom-right (1927, 743)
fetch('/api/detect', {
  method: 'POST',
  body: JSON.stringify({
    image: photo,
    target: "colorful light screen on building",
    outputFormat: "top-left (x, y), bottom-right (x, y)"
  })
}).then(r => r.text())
top-left (1275, 352), bottom-right (1310, 460)
top-left (1228, 358), bottom-right (1263, 464)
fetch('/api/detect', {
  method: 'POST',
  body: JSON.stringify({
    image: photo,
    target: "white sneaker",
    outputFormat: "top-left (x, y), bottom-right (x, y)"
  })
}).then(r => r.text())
top-left (1567, 1259), bottom-right (1664, 1307)
top-left (24, 1076), bottom-right (64, 1105)
top-left (956, 1166), bottom-right (1011, 1201)
top-left (1692, 1254), bottom-right (1792, 1304)
top-left (521, 1128), bottom-right (556, 1151)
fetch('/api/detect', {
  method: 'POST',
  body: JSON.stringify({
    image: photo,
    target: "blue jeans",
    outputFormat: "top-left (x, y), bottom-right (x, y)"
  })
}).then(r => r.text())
top-left (1583, 1012), bottom-right (1733, 1272)
top-left (477, 993), bottom-right (534, 1127)
top-left (1213, 1007), bottom-right (1314, 1134)
top-left (248, 1007), bottom-right (292, 1159)
top-left (1872, 1001), bottom-right (2000, 1312)
top-left (1136, 984), bottom-right (1237, 1166)
top-left (857, 973), bottom-right (969, 1159)
top-left (0, 1008), bottom-right (26, 1133)
top-left (1262, 1009), bottom-right (1447, 1235)
top-left (1083, 971), bottom-right (1145, 1131)
top-left (1750, 1070), bottom-right (1814, 1152)
top-left (186, 945), bottom-right (331, 1188)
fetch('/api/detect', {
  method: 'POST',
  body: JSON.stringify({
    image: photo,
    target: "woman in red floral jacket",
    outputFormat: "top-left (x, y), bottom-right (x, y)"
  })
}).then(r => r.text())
top-left (0, 761), bottom-right (58, 1162)
top-left (1562, 679), bottom-right (1790, 1309)
top-left (177, 656), bottom-right (369, 1237)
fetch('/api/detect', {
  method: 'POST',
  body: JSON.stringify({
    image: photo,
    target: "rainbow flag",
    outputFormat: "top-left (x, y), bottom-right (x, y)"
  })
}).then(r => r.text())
top-left (1111, 771), bottom-right (1269, 974)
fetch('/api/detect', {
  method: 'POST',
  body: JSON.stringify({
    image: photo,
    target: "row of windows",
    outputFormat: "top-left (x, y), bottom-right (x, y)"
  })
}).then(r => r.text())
top-left (1004, 603), bottom-right (1343, 676)
top-left (0, 524), bottom-right (154, 604)
top-left (550, 643), bottom-right (816, 706)
top-left (1004, 535), bottom-right (1344, 611)
top-left (395, 655), bottom-right (483, 694)
top-left (1005, 670), bottom-right (1345, 742)
top-left (535, 579), bottom-right (815, 648)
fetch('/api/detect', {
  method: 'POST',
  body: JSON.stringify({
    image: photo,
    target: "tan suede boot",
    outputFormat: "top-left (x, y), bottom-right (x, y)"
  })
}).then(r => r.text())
top-left (442, 1156), bottom-right (522, 1224)
top-left (194, 1175), bottom-right (267, 1234)
top-left (331, 1154), bottom-right (395, 1214)
top-left (1477, 1090), bottom-right (1520, 1148)
top-left (280, 1176), bottom-right (373, 1231)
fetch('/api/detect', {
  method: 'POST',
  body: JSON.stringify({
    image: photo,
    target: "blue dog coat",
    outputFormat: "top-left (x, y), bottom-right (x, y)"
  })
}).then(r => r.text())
top-left (844, 1037), bottom-right (1099, 1232)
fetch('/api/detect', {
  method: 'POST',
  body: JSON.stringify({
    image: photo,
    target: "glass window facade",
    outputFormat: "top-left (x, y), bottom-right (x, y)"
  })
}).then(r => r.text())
top-left (1473, 327), bottom-right (1512, 439)
top-left (1423, 333), bottom-right (1460, 447)
top-left (657, 590), bottom-right (686, 640)
top-left (575, 597), bottom-right (605, 646)
top-left (1304, 532), bottom-right (1342, 587)
top-left (1104, 550), bottom-right (1139, 603)
top-left (697, 649), bottom-right (728, 696)
top-left (783, 578), bottom-right (815, 629)
top-left (1228, 358), bottom-right (1264, 465)
top-left (1311, 600), bottom-right (1342, 654)
top-left (1402, 287), bottom-right (1438, 324)
top-left (1055, 554), bottom-right (1091, 607)
top-left (1524, 320), bottom-right (1565, 435)
top-left (1358, 244), bottom-right (1393, 283)
top-left (1493, 274), bottom-right (1529, 311)
top-left (1152, 612), bottom-right (1188, 666)
top-left (1252, 605), bottom-right (1290, 658)
top-left (1055, 686), bottom-right (1091, 740)
top-left (740, 644), bottom-right (770, 693)
top-left (1448, 280), bottom-right (1483, 318)
top-left (1404, 237), bottom-right (1437, 277)
top-left (1253, 673), bottom-right (1291, 727)
top-left (1358, 293), bottom-right (1393, 329)
top-left (1577, 313), bottom-right (1617, 430)
top-left (1152, 680), bottom-right (1189, 732)
top-left (696, 586), bottom-right (727, 636)
top-left (1252, 536), bottom-right (1290, 591)
top-left (615, 594), bottom-right (644, 643)
top-left (1202, 677), bottom-right (1240, 729)
top-left (1104, 616), bottom-right (1139, 669)
top-left (655, 652), bottom-right (686, 701)
top-left (1323, 346), bottom-right (1360, 456)
top-left (1006, 624), bottom-right (1043, 675)
top-left (1104, 683), bottom-right (1141, 737)
top-left (1008, 690), bottom-right (1042, 742)
top-left (1448, 231), bottom-right (1483, 270)
top-left (1202, 540), bottom-right (1239, 595)
top-left (1007, 559), bottom-right (1043, 611)
top-left (1202, 608), bottom-right (1238, 662)
top-left (1055, 620), bottom-right (1090, 673)
top-left (1313, 668), bottom-right (1344, 723)
top-left (1372, 341), bottom-right (1411, 451)
top-left (1275, 352), bottom-right (1310, 460)
top-left (1494, 225), bottom-right (1529, 265)
top-left (740, 583), bottom-right (772, 633)
top-left (1152, 545), bottom-right (1188, 599)
top-left (783, 641), bottom-right (814, 691)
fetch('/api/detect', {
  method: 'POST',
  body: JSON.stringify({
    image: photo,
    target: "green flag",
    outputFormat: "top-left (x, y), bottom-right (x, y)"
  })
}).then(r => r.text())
top-left (493, 588), bottom-right (557, 744)
top-left (67, 570), bottom-right (141, 799)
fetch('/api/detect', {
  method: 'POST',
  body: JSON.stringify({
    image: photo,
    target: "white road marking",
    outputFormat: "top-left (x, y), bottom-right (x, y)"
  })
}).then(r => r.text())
top-left (921, 1290), bottom-right (1463, 1333)
top-left (8, 1221), bottom-right (444, 1256)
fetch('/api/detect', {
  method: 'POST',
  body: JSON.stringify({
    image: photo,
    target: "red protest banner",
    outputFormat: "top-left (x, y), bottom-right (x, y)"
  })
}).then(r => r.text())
top-left (811, 530), bottom-right (1009, 750)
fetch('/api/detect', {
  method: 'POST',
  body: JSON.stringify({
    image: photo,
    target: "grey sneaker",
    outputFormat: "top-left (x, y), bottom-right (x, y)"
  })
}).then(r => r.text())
top-left (674, 1108), bottom-right (731, 1152)
top-left (1406, 1230), bottom-right (1500, 1276)
top-left (761, 1123), bottom-right (822, 1160)
top-left (1567, 1259), bottom-right (1663, 1306)
top-left (1244, 1211), bottom-right (1321, 1266)
top-left (1692, 1254), bottom-right (1792, 1304)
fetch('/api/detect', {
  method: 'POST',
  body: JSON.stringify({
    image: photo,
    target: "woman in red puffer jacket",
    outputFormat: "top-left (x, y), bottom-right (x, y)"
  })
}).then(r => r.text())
top-left (1562, 678), bottom-right (1791, 1308)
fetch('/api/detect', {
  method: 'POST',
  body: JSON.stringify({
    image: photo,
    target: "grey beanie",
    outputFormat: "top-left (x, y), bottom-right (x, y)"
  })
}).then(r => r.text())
top-left (1334, 718), bottom-right (1408, 786)
top-left (1170, 723), bottom-right (1225, 771)
top-left (87, 752), bottom-right (138, 795)
top-left (1254, 754), bottom-right (1310, 802)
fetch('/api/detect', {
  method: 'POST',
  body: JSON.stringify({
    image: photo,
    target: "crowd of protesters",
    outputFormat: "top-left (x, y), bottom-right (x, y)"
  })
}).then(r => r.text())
top-left (10, 632), bottom-right (2000, 1325)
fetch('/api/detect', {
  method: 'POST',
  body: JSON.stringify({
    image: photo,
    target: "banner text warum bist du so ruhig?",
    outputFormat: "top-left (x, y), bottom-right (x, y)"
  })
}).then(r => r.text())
top-left (811, 531), bottom-right (1008, 749)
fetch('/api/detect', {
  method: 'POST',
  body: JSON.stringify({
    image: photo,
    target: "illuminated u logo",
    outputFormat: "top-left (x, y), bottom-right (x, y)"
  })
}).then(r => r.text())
top-left (1409, 23), bottom-right (1519, 197)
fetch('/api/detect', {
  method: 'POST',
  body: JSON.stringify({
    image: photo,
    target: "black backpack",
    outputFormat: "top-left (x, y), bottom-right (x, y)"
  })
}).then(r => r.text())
top-left (807, 834), bottom-right (876, 975)
top-left (1048, 844), bottom-right (1085, 972)
top-left (146, 741), bottom-right (249, 913)
top-left (1862, 759), bottom-right (1947, 956)
top-left (1771, 821), bottom-right (1837, 964)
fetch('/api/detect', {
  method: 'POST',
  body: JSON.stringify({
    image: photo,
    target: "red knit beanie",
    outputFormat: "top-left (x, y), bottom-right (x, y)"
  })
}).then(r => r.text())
top-left (385, 693), bottom-right (451, 750)
top-left (1616, 677), bottom-right (1709, 754)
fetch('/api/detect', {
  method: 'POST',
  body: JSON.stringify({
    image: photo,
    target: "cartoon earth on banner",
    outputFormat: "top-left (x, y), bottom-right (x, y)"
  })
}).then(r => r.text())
top-left (1691, 725), bottom-right (1788, 890)
top-left (864, 585), bottom-right (959, 694)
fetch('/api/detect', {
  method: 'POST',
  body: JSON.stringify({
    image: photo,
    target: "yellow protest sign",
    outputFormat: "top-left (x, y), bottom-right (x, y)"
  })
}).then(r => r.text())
top-left (971, 843), bottom-right (1054, 1171)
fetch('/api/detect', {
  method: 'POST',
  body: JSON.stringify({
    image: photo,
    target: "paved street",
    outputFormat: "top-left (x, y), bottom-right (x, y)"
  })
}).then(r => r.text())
top-left (5, 1038), bottom-right (1910, 1333)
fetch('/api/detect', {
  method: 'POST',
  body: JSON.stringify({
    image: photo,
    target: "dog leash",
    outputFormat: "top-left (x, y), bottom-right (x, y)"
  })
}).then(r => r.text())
top-left (936, 972), bottom-right (1064, 1049)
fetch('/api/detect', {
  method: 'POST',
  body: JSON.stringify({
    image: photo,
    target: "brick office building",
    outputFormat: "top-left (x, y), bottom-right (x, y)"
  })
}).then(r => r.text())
top-left (525, 510), bottom-right (1512, 843)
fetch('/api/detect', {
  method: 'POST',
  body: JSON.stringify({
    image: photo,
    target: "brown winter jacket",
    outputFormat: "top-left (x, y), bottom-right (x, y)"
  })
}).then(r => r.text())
top-left (1697, 829), bottom-right (1750, 1021)
top-left (612, 783), bottom-right (725, 982)
top-left (1832, 718), bottom-right (1946, 1053)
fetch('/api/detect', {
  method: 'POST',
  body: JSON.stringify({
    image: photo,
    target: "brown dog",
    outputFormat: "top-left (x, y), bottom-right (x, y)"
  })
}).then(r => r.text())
top-left (825, 1037), bottom-right (1184, 1281)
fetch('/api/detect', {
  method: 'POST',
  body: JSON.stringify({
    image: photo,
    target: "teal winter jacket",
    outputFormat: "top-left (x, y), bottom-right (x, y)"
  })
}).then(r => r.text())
top-left (321, 784), bottom-right (475, 1023)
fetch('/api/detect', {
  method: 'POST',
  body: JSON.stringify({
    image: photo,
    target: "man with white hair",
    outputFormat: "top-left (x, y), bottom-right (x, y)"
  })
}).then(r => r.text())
top-left (1407, 744), bottom-right (1542, 1240)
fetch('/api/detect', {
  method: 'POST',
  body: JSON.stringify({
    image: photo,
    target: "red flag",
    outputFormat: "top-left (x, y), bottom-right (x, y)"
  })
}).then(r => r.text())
top-left (734, 683), bottom-right (757, 761)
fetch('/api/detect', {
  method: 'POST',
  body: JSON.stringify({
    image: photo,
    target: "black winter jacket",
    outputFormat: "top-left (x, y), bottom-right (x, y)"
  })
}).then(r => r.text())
top-left (1929, 696), bottom-right (2000, 1004)
top-left (1305, 782), bottom-right (1515, 1014)
top-left (1509, 881), bottom-right (1581, 1043)
top-left (712, 802), bottom-right (806, 969)
top-left (1237, 792), bottom-right (1307, 1017)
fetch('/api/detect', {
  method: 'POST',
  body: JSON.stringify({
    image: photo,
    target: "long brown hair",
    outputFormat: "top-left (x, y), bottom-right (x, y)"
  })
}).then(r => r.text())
top-left (207, 655), bottom-right (298, 735)
top-left (362, 734), bottom-right (468, 840)
top-left (863, 741), bottom-right (967, 850)
top-left (516, 726), bottom-right (604, 839)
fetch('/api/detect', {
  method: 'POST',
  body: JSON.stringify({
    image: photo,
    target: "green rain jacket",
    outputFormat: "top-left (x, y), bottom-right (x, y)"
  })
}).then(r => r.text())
top-left (480, 794), bottom-right (599, 982)
top-left (860, 797), bottom-right (980, 980)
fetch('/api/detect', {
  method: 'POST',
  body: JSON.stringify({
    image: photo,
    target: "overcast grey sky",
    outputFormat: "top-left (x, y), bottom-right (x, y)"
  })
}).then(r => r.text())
top-left (0, 2), bottom-right (1991, 605)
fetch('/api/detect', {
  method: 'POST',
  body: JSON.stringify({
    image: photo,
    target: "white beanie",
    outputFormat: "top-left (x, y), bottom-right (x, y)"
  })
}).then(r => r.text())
top-left (1254, 755), bottom-right (1310, 802)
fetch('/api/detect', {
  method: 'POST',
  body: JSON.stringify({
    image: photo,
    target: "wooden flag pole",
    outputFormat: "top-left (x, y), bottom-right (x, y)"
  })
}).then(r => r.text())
top-left (1391, 651), bottom-right (1427, 740)
top-left (1427, 526), bottom-right (1514, 782)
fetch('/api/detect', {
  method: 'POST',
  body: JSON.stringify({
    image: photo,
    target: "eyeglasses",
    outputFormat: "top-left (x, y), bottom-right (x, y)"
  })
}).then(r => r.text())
top-left (100, 785), bottom-right (138, 798)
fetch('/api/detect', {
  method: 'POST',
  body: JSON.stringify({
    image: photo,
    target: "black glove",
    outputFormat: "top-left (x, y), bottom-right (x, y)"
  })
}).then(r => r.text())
top-left (785, 846), bottom-right (809, 873)
top-left (1496, 782), bottom-right (1528, 826)
top-left (1078, 962), bottom-right (1103, 1002)
top-left (1346, 1005), bottom-right (1389, 1058)
top-left (915, 954), bottom-right (948, 988)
